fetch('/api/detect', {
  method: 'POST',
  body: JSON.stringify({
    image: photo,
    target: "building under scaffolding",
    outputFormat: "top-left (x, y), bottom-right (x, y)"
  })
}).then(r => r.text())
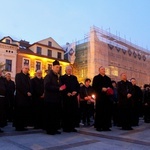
top-left (73, 26), bottom-right (150, 86)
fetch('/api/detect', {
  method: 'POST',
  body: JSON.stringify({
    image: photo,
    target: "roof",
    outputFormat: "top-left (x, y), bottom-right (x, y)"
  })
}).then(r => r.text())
top-left (0, 36), bottom-right (18, 42)
top-left (29, 42), bottom-right (64, 52)
top-left (0, 41), bottom-right (18, 47)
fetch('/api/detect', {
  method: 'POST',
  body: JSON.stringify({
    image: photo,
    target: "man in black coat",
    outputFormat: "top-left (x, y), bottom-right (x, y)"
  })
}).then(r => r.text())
top-left (92, 66), bottom-right (113, 131)
top-left (44, 60), bottom-right (66, 135)
top-left (5, 73), bottom-right (15, 122)
top-left (31, 70), bottom-right (44, 129)
top-left (117, 73), bottom-right (133, 130)
top-left (143, 84), bottom-right (150, 123)
top-left (0, 70), bottom-right (7, 133)
top-left (14, 65), bottom-right (32, 131)
top-left (130, 78), bottom-right (143, 126)
top-left (61, 66), bottom-right (80, 132)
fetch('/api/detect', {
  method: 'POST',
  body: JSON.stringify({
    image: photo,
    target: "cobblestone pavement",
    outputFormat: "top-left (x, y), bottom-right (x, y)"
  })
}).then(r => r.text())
top-left (0, 118), bottom-right (150, 150)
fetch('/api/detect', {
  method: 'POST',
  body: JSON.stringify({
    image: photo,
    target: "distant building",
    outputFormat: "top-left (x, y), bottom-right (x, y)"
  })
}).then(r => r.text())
top-left (0, 36), bottom-right (18, 79)
top-left (0, 36), bottom-right (69, 80)
top-left (72, 26), bottom-right (150, 86)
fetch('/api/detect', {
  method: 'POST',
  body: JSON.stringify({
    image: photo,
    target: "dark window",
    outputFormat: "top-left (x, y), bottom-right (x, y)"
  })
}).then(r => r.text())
top-left (23, 59), bottom-right (29, 66)
top-left (47, 49), bottom-right (52, 57)
top-left (6, 39), bottom-right (10, 44)
top-left (37, 46), bottom-right (42, 54)
top-left (48, 41), bottom-right (52, 47)
top-left (36, 61), bottom-right (41, 71)
top-left (5, 59), bottom-right (12, 71)
top-left (57, 52), bottom-right (62, 59)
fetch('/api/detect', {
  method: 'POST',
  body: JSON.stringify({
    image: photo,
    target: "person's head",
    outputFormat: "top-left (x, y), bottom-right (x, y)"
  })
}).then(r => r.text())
top-left (112, 80), bottom-right (117, 88)
top-left (79, 82), bottom-right (84, 87)
top-left (84, 78), bottom-right (91, 87)
top-left (22, 65), bottom-right (30, 75)
top-left (99, 66), bottom-right (105, 76)
top-left (120, 73), bottom-right (127, 81)
top-left (52, 60), bottom-right (60, 74)
top-left (5, 73), bottom-right (11, 81)
top-left (130, 78), bottom-right (136, 85)
top-left (65, 65), bottom-right (72, 75)
top-left (36, 70), bottom-right (42, 78)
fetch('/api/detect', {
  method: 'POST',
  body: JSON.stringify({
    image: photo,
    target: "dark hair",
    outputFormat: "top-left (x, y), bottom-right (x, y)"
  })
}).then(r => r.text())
top-left (111, 80), bottom-right (116, 84)
top-left (130, 78), bottom-right (136, 81)
top-left (53, 60), bottom-right (60, 66)
top-left (84, 78), bottom-right (91, 83)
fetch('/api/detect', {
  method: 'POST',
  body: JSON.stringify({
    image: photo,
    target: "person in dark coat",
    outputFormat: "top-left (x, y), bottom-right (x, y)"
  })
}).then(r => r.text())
top-left (92, 66), bottom-right (113, 131)
top-left (130, 78), bottom-right (143, 126)
top-left (0, 70), bottom-right (7, 133)
top-left (79, 78), bottom-right (95, 126)
top-left (31, 70), bottom-right (44, 129)
top-left (61, 65), bottom-right (80, 132)
top-left (111, 80), bottom-right (119, 126)
top-left (143, 84), bottom-right (150, 123)
top-left (5, 73), bottom-right (15, 122)
top-left (14, 65), bottom-right (33, 131)
top-left (43, 60), bottom-right (66, 135)
top-left (117, 73), bottom-right (133, 130)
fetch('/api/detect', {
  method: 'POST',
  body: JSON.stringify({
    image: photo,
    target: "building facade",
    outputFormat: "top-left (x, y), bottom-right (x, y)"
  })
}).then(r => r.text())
top-left (0, 36), bottom-right (69, 80)
top-left (0, 37), bottom-right (18, 79)
top-left (73, 26), bottom-right (150, 86)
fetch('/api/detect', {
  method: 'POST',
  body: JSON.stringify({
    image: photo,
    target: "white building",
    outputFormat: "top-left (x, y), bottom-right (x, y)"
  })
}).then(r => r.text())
top-left (0, 36), bottom-right (18, 80)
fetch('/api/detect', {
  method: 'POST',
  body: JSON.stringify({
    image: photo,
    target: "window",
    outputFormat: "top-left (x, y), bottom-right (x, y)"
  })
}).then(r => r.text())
top-left (48, 41), bottom-right (52, 47)
top-left (23, 59), bottom-right (29, 66)
top-left (57, 52), bottom-right (62, 59)
top-left (47, 49), bottom-right (52, 57)
top-left (6, 39), bottom-right (10, 44)
top-left (36, 61), bottom-right (41, 71)
top-left (37, 46), bottom-right (42, 54)
top-left (5, 59), bottom-right (12, 72)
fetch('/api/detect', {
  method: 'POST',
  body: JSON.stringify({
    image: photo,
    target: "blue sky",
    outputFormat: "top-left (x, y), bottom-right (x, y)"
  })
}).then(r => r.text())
top-left (0, 0), bottom-right (150, 50)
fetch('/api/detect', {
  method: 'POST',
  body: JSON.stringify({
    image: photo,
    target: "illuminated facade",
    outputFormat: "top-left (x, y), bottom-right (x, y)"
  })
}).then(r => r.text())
top-left (0, 36), bottom-right (69, 80)
top-left (73, 26), bottom-right (150, 86)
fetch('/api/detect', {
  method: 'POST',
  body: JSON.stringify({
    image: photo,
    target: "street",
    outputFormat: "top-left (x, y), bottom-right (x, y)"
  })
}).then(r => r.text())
top-left (0, 118), bottom-right (150, 150)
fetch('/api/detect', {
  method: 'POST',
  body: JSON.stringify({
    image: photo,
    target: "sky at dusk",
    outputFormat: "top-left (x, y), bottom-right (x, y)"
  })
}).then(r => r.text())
top-left (0, 0), bottom-right (150, 50)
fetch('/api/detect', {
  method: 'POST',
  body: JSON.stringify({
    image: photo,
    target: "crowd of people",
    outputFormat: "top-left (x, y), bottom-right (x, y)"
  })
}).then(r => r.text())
top-left (0, 60), bottom-right (150, 134)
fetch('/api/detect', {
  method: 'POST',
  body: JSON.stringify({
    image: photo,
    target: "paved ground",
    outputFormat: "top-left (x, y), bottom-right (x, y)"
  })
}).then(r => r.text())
top-left (0, 118), bottom-right (150, 150)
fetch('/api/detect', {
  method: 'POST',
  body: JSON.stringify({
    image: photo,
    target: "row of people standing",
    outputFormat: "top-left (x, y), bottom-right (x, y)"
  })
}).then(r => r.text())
top-left (82, 66), bottom-right (149, 131)
top-left (0, 61), bottom-right (150, 134)
top-left (0, 71), bottom-right (15, 132)
top-left (111, 77), bottom-right (150, 128)
top-left (13, 60), bottom-right (79, 135)
top-left (44, 62), bottom-right (80, 134)
top-left (13, 60), bottom-right (80, 135)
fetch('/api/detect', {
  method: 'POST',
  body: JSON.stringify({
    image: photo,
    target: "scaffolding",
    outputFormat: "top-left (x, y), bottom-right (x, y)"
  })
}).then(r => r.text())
top-left (73, 26), bottom-right (150, 85)
top-left (90, 26), bottom-right (150, 55)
